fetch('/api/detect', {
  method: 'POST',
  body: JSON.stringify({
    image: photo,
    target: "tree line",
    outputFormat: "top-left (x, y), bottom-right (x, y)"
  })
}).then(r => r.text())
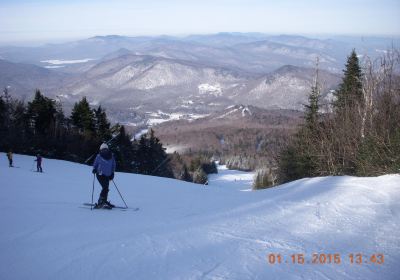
top-left (0, 90), bottom-right (218, 183)
top-left (0, 91), bottom-right (169, 176)
top-left (277, 50), bottom-right (400, 184)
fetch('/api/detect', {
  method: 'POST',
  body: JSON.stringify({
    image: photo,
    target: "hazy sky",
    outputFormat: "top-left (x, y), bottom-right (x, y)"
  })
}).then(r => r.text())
top-left (0, 0), bottom-right (399, 44)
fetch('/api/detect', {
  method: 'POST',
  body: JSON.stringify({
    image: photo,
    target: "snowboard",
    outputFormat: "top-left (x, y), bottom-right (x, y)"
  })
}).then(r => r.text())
top-left (82, 203), bottom-right (139, 211)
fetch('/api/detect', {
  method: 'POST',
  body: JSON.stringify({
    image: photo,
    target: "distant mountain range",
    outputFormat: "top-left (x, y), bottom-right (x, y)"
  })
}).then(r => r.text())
top-left (0, 59), bottom-right (69, 100)
top-left (0, 33), bottom-right (397, 125)
top-left (1, 33), bottom-right (397, 72)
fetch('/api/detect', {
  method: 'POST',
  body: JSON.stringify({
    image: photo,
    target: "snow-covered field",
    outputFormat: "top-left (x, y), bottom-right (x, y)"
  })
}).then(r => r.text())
top-left (1, 153), bottom-right (399, 280)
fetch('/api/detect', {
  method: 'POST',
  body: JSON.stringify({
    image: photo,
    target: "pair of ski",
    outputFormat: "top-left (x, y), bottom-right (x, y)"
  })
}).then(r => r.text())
top-left (82, 203), bottom-right (139, 212)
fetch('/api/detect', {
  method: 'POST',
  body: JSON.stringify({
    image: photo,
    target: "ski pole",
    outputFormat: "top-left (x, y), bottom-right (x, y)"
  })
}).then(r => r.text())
top-left (151, 156), bottom-right (171, 175)
top-left (112, 180), bottom-right (128, 209)
top-left (91, 174), bottom-right (95, 210)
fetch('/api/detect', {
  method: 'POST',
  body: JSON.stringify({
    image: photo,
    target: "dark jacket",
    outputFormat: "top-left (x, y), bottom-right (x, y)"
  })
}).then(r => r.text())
top-left (36, 156), bottom-right (42, 164)
top-left (93, 149), bottom-right (116, 177)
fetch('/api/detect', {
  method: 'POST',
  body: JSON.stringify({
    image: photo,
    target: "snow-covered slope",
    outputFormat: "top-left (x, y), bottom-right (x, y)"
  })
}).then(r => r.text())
top-left (234, 65), bottom-right (340, 110)
top-left (1, 153), bottom-right (399, 280)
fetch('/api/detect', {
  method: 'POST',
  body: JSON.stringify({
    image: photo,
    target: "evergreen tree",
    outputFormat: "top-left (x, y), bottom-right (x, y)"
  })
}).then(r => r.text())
top-left (330, 50), bottom-right (364, 174)
top-left (136, 134), bottom-right (152, 174)
top-left (202, 161), bottom-right (218, 174)
top-left (54, 100), bottom-right (66, 139)
top-left (0, 89), bottom-right (27, 151)
top-left (0, 93), bottom-right (6, 131)
top-left (114, 125), bottom-right (134, 172)
top-left (70, 97), bottom-right (95, 135)
top-left (1, 87), bottom-right (12, 132)
top-left (9, 100), bottom-right (28, 150)
top-left (26, 90), bottom-right (56, 136)
top-left (278, 61), bottom-right (321, 182)
top-left (278, 138), bottom-right (315, 183)
top-left (304, 68), bottom-right (320, 130)
top-left (131, 129), bottom-right (172, 177)
top-left (0, 90), bottom-right (9, 149)
top-left (333, 49), bottom-right (363, 110)
top-left (148, 129), bottom-right (170, 176)
top-left (94, 105), bottom-right (111, 141)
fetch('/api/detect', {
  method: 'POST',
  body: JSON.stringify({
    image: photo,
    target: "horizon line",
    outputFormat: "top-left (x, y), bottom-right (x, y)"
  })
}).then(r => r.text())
top-left (1, 31), bottom-right (400, 47)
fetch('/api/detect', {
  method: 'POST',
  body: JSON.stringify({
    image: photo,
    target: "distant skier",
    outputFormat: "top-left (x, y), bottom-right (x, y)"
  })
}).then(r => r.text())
top-left (35, 154), bottom-right (43, 172)
top-left (7, 150), bottom-right (13, 167)
top-left (92, 143), bottom-right (116, 209)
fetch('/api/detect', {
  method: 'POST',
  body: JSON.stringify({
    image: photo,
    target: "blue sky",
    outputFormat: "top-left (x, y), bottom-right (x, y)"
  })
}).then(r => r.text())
top-left (0, 0), bottom-right (399, 44)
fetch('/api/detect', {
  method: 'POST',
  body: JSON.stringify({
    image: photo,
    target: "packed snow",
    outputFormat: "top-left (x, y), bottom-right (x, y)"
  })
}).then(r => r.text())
top-left (208, 164), bottom-right (255, 192)
top-left (1, 153), bottom-right (400, 280)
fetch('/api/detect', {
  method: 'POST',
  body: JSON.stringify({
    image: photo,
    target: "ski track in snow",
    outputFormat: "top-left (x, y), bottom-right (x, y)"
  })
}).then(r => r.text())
top-left (0, 153), bottom-right (400, 280)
